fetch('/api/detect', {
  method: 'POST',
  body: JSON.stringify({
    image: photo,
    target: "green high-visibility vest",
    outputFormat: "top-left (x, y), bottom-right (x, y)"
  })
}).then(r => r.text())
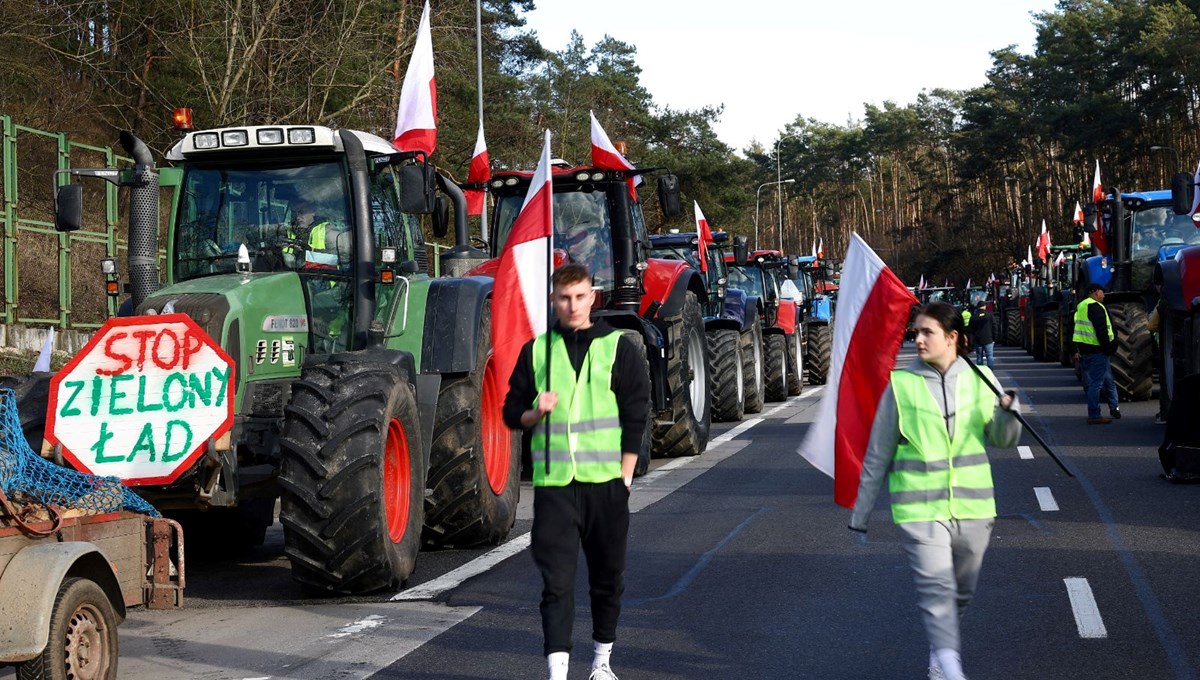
top-left (285, 222), bottom-right (328, 253)
top-left (961, 309), bottom-right (972, 327)
top-left (530, 330), bottom-right (624, 487)
top-left (1072, 297), bottom-right (1112, 347)
top-left (887, 368), bottom-right (997, 523)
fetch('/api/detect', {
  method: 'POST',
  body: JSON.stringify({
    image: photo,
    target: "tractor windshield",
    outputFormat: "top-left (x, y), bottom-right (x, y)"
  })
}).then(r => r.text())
top-left (727, 264), bottom-right (765, 298)
top-left (1130, 205), bottom-right (1200, 290)
top-left (493, 188), bottom-right (615, 288)
top-left (174, 161), bottom-right (352, 281)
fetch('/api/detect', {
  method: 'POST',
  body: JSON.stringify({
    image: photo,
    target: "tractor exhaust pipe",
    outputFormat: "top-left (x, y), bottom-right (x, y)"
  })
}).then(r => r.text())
top-left (437, 176), bottom-right (488, 277)
top-left (119, 131), bottom-right (161, 310)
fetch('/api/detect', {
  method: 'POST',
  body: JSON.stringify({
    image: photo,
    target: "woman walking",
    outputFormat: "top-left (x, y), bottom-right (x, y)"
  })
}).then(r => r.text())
top-left (849, 301), bottom-right (1021, 680)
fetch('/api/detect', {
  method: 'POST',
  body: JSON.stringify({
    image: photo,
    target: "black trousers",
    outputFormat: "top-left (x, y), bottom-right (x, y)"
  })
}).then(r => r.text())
top-left (531, 479), bottom-right (630, 656)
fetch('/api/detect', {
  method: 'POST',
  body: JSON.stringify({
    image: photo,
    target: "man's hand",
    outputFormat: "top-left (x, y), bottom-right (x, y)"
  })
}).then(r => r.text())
top-left (999, 389), bottom-right (1016, 411)
top-left (535, 391), bottom-right (558, 416)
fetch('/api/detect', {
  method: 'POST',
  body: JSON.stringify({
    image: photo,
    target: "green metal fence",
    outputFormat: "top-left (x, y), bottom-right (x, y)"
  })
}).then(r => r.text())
top-left (1, 115), bottom-right (128, 329)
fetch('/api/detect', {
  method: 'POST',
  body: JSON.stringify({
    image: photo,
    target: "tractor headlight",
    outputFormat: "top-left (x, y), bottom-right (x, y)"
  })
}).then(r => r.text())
top-left (288, 128), bottom-right (316, 144)
top-left (590, 171), bottom-right (605, 181)
top-left (100, 257), bottom-right (118, 275)
top-left (575, 172), bottom-right (590, 181)
top-left (381, 247), bottom-right (397, 263)
top-left (257, 128), bottom-right (284, 145)
top-left (193, 133), bottom-right (219, 149)
top-left (221, 130), bottom-right (249, 147)
top-left (504, 177), bottom-right (519, 186)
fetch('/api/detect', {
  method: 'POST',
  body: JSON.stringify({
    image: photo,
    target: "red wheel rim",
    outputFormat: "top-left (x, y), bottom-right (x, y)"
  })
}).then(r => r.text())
top-left (383, 417), bottom-right (411, 543)
top-left (481, 353), bottom-right (511, 495)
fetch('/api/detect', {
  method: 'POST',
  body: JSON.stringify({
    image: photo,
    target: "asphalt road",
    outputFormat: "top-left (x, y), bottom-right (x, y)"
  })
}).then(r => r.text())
top-left (10, 344), bottom-right (1198, 680)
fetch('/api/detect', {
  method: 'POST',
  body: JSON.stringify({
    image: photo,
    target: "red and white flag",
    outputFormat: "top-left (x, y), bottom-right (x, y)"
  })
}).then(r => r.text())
top-left (1081, 229), bottom-right (1091, 248)
top-left (812, 240), bottom-right (818, 259)
top-left (798, 234), bottom-right (917, 507)
top-left (1027, 244), bottom-right (1034, 268)
top-left (465, 121), bottom-right (490, 216)
top-left (966, 278), bottom-right (972, 289)
top-left (1036, 219), bottom-right (1051, 262)
top-left (1092, 160), bottom-right (1109, 255)
top-left (590, 111), bottom-right (641, 199)
top-left (1190, 159), bottom-right (1200, 216)
top-left (818, 238), bottom-right (825, 259)
top-left (694, 201), bottom-right (713, 273)
top-left (392, 1), bottom-right (437, 156)
top-left (918, 274), bottom-right (925, 289)
top-left (1073, 201), bottom-right (1085, 224)
top-left (1054, 251), bottom-right (1066, 267)
top-left (492, 130), bottom-right (554, 402)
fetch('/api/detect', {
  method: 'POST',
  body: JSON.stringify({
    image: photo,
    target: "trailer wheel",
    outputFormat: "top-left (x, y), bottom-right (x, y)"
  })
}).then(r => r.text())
top-left (0, 372), bottom-right (52, 454)
top-left (279, 358), bottom-right (424, 594)
top-left (1043, 313), bottom-right (1061, 363)
top-left (17, 576), bottom-right (119, 680)
top-left (764, 333), bottom-right (788, 402)
top-left (652, 292), bottom-right (711, 457)
top-left (806, 323), bottom-right (832, 386)
top-left (708, 329), bottom-right (745, 422)
top-left (786, 331), bottom-right (804, 397)
top-left (424, 301), bottom-right (521, 549)
top-left (741, 322), bottom-right (765, 414)
top-left (1108, 301), bottom-right (1154, 402)
top-left (1003, 308), bottom-right (1022, 346)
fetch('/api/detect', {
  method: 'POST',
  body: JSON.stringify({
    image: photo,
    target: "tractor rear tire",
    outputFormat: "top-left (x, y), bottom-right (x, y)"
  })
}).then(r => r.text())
top-left (618, 329), bottom-right (653, 476)
top-left (1030, 314), bottom-right (1045, 361)
top-left (786, 330), bottom-right (803, 397)
top-left (806, 323), bottom-right (832, 385)
top-left (1043, 313), bottom-right (1061, 364)
top-left (764, 333), bottom-right (788, 402)
top-left (741, 323), bottom-right (765, 414)
top-left (1159, 308), bottom-right (1178, 419)
top-left (708, 329), bottom-right (745, 422)
top-left (279, 357), bottom-right (424, 594)
top-left (17, 577), bottom-right (120, 680)
top-left (423, 301), bottom-right (520, 549)
top-left (1108, 301), bottom-right (1154, 402)
top-left (0, 372), bottom-right (52, 454)
top-left (652, 292), bottom-right (711, 457)
top-left (1004, 308), bottom-right (1022, 346)
top-left (1060, 316), bottom-right (1075, 367)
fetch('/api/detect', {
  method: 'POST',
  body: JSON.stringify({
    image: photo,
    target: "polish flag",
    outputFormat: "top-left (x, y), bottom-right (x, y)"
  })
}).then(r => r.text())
top-left (1073, 201), bottom-right (1085, 225)
top-left (492, 130), bottom-right (554, 402)
top-left (590, 111), bottom-right (642, 199)
top-left (465, 121), bottom-right (490, 216)
top-left (1190, 160), bottom-right (1200, 216)
top-left (966, 278), bottom-right (972, 289)
top-left (1027, 244), bottom-right (1034, 268)
top-left (798, 234), bottom-right (917, 507)
top-left (1037, 219), bottom-right (1051, 262)
top-left (392, 1), bottom-right (437, 156)
top-left (811, 240), bottom-right (818, 258)
top-left (918, 274), bottom-right (925, 289)
top-left (1081, 230), bottom-right (1091, 249)
top-left (818, 238), bottom-right (825, 259)
top-left (694, 201), bottom-right (713, 273)
top-left (1092, 160), bottom-right (1109, 255)
top-left (1055, 251), bottom-right (1066, 267)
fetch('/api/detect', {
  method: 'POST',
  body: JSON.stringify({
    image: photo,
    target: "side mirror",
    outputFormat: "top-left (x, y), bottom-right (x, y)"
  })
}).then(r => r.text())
top-left (657, 174), bottom-right (681, 219)
top-left (1171, 171), bottom-right (1194, 215)
top-left (431, 194), bottom-right (450, 238)
top-left (733, 235), bottom-right (748, 264)
top-left (397, 164), bottom-right (436, 214)
top-left (55, 184), bottom-right (83, 232)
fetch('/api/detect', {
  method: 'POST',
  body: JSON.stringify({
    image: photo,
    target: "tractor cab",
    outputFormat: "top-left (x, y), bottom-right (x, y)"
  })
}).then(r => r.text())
top-left (649, 230), bottom-right (728, 316)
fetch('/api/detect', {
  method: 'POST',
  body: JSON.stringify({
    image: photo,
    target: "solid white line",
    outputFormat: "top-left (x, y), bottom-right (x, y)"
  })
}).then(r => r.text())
top-left (1017, 445), bottom-right (1034, 460)
top-left (709, 418), bottom-right (764, 445)
top-left (1064, 577), bottom-right (1108, 638)
top-left (392, 533), bottom-right (531, 601)
top-left (1034, 486), bottom-right (1059, 512)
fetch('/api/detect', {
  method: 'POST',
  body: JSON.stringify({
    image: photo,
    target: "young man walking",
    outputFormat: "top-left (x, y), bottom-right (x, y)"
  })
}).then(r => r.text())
top-left (504, 262), bottom-right (650, 680)
top-left (1072, 283), bottom-right (1120, 424)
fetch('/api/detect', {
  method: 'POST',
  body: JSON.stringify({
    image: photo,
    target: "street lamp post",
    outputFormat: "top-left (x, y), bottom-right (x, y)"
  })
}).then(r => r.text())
top-left (1150, 144), bottom-right (1181, 179)
top-left (776, 134), bottom-right (800, 252)
top-left (755, 179), bottom-right (795, 251)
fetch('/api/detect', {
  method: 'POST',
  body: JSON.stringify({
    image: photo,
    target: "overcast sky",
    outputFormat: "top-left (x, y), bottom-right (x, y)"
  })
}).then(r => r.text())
top-left (520, 0), bottom-right (1058, 152)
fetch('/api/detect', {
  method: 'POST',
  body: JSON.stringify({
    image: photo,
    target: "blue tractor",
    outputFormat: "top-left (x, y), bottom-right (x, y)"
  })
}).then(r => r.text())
top-left (790, 255), bottom-right (834, 385)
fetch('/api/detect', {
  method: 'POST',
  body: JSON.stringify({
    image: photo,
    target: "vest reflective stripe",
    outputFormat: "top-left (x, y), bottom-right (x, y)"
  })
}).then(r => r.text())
top-left (285, 222), bottom-right (328, 253)
top-left (530, 330), bottom-right (623, 487)
top-left (887, 368), bottom-right (997, 523)
top-left (1072, 297), bottom-right (1111, 346)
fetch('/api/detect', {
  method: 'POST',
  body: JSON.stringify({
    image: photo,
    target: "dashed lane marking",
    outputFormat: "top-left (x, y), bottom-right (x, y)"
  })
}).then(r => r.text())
top-left (1034, 486), bottom-right (1059, 512)
top-left (1017, 445), bottom-right (1034, 460)
top-left (1064, 577), bottom-right (1108, 638)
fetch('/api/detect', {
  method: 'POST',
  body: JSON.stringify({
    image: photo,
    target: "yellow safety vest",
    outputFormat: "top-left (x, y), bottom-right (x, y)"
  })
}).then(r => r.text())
top-left (887, 368), bottom-right (997, 523)
top-left (1072, 297), bottom-right (1112, 347)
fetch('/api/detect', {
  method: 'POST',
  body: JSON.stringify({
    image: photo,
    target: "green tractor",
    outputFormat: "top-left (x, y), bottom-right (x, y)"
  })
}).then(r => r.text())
top-left (37, 125), bottom-right (519, 594)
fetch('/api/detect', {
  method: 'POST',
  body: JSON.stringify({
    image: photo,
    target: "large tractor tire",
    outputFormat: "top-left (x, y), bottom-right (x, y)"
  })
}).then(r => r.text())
top-left (764, 333), bottom-right (788, 402)
top-left (652, 292), bottom-right (711, 457)
top-left (785, 330), bottom-right (804, 397)
top-left (1030, 312), bottom-right (1046, 361)
top-left (806, 323), bottom-right (832, 385)
top-left (17, 577), bottom-right (119, 680)
top-left (708, 329), bottom-right (745, 423)
top-left (741, 323), bottom-right (765, 414)
top-left (618, 329), bottom-right (653, 476)
top-left (0, 372), bottom-right (52, 454)
top-left (1059, 316), bottom-right (1075, 367)
top-left (1158, 308), bottom-right (1178, 419)
top-left (1043, 312), bottom-right (1060, 364)
top-left (1108, 301), bottom-right (1155, 402)
top-left (423, 301), bottom-right (520, 549)
top-left (1004, 308), bottom-right (1022, 346)
top-left (279, 357), bottom-right (425, 594)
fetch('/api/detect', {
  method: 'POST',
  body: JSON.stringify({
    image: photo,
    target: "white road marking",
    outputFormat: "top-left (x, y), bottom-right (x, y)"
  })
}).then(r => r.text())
top-left (708, 418), bottom-right (764, 445)
top-left (1017, 445), bottom-right (1034, 460)
top-left (1064, 577), bottom-right (1108, 638)
top-left (393, 534), bottom-right (531, 601)
top-left (326, 614), bottom-right (387, 639)
top-left (1034, 486), bottom-right (1059, 511)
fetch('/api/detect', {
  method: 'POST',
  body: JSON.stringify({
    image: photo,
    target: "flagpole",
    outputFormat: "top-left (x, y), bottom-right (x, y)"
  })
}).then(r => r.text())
top-left (543, 132), bottom-right (554, 475)
top-left (961, 354), bottom-right (1075, 478)
top-left (475, 0), bottom-right (488, 244)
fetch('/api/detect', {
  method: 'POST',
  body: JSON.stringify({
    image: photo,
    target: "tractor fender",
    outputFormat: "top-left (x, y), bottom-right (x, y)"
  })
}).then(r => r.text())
top-left (721, 287), bottom-right (747, 328)
top-left (774, 300), bottom-right (799, 335)
top-left (0, 542), bottom-right (126, 662)
top-left (1157, 258), bottom-right (1184, 312)
top-left (1158, 246), bottom-right (1200, 313)
top-left (704, 317), bottom-right (741, 333)
top-left (742, 296), bottom-right (764, 334)
top-left (420, 276), bottom-right (493, 375)
top-left (1082, 254), bottom-right (1114, 292)
top-left (642, 259), bottom-right (705, 319)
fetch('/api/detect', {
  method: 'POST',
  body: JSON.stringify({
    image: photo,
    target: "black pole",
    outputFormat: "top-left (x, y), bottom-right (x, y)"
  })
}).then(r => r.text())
top-left (544, 200), bottom-right (554, 476)
top-left (962, 354), bottom-right (1075, 478)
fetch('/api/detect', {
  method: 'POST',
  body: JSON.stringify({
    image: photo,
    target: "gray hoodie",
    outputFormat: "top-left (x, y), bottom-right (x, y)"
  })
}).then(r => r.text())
top-left (848, 356), bottom-right (1022, 531)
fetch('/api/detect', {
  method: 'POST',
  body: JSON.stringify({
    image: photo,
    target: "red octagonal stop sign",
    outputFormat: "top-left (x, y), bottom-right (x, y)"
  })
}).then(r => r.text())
top-left (46, 314), bottom-right (235, 486)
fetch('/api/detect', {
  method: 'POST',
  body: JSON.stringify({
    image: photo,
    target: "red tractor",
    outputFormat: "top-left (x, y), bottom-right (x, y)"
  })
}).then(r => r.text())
top-left (468, 164), bottom-right (710, 465)
top-left (725, 249), bottom-right (804, 401)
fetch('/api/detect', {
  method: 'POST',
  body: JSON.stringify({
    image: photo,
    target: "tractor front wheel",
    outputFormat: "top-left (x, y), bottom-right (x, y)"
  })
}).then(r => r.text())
top-left (708, 329), bottom-right (745, 422)
top-left (786, 330), bottom-right (804, 397)
top-left (806, 323), bottom-right (832, 385)
top-left (764, 333), bottom-right (788, 402)
top-left (1108, 301), bottom-right (1154, 402)
top-left (741, 322), bottom-right (765, 414)
top-left (652, 292), bottom-right (711, 457)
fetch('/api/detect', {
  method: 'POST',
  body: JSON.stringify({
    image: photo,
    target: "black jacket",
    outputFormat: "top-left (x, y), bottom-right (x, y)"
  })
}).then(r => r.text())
top-left (1075, 300), bottom-right (1116, 355)
top-left (968, 310), bottom-right (995, 346)
top-left (502, 318), bottom-right (650, 454)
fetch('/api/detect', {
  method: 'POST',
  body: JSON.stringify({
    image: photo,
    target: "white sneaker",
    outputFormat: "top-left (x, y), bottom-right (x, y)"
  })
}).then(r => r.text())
top-left (589, 664), bottom-right (619, 680)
